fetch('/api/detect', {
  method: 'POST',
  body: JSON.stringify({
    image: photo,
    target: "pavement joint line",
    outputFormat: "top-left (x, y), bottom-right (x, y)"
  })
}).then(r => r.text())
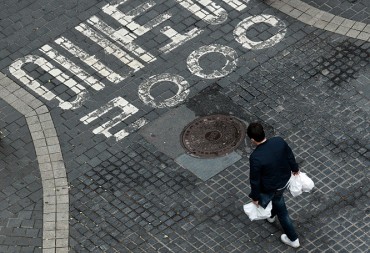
top-left (266, 0), bottom-right (370, 42)
top-left (0, 73), bottom-right (69, 253)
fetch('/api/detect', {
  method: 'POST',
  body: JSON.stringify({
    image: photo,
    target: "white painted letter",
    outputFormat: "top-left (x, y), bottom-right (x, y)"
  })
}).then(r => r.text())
top-left (221, 0), bottom-right (249, 11)
top-left (39, 44), bottom-right (105, 91)
top-left (54, 37), bottom-right (125, 84)
top-left (102, 1), bottom-right (171, 37)
top-left (138, 73), bottom-right (190, 108)
top-left (99, 0), bottom-right (170, 62)
top-left (80, 97), bottom-right (148, 141)
top-left (159, 26), bottom-right (203, 53)
top-left (187, 44), bottom-right (238, 79)
top-left (9, 55), bottom-right (87, 110)
top-left (174, 0), bottom-right (228, 25)
top-left (76, 22), bottom-right (147, 71)
top-left (234, 15), bottom-right (287, 50)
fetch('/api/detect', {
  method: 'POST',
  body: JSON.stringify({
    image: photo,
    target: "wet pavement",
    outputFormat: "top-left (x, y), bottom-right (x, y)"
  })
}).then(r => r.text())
top-left (0, 0), bottom-right (369, 252)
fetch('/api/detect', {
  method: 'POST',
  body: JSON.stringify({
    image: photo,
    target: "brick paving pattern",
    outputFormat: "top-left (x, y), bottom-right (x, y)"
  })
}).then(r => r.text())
top-left (0, 0), bottom-right (369, 252)
top-left (301, 0), bottom-right (370, 23)
top-left (0, 101), bottom-right (43, 252)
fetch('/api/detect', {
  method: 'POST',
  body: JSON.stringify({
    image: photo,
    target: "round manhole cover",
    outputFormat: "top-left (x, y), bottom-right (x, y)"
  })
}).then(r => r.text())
top-left (181, 114), bottom-right (246, 158)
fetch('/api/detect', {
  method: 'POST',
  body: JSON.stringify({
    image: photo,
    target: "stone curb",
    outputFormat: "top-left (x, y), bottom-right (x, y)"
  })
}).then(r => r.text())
top-left (0, 72), bottom-right (69, 253)
top-left (266, 0), bottom-right (370, 41)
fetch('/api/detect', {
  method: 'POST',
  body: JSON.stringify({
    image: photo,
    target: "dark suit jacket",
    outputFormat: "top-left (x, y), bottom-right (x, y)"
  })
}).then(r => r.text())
top-left (249, 136), bottom-right (299, 201)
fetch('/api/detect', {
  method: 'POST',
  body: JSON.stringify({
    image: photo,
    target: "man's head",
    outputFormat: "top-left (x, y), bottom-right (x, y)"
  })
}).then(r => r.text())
top-left (247, 122), bottom-right (265, 143)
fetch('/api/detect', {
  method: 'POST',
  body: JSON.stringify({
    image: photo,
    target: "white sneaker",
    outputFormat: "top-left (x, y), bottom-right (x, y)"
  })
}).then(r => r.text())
top-left (281, 234), bottom-right (300, 248)
top-left (267, 216), bottom-right (276, 223)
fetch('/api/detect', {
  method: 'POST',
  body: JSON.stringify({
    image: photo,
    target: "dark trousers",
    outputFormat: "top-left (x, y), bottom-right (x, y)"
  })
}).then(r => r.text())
top-left (261, 189), bottom-right (298, 241)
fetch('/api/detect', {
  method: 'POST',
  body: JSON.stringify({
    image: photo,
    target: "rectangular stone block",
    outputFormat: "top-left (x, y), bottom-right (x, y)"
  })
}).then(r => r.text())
top-left (336, 26), bottom-right (350, 35)
top-left (38, 113), bottom-right (52, 122)
top-left (298, 13), bottom-right (312, 24)
top-left (44, 196), bottom-right (56, 205)
top-left (36, 146), bottom-right (49, 156)
top-left (43, 238), bottom-right (56, 248)
top-left (352, 22), bottom-right (366, 31)
top-left (32, 131), bottom-right (45, 141)
top-left (42, 121), bottom-right (55, 130)
top-left (315, 20), bottom-right (328, 29)
top-left (44, 213), bottom-right (56, 222)
top-left (56, 221), bottom-right (68, 230)
top-left (56, 229), bottom-right (68, 238)
top-left (46, 137), bottom-right (59, 146)
top-left (43, 204), bottom-right (56, 214)
top-left (289, 9), bottom-right (302, 18)
top-left (331, 16), bottom-right (344, 25)
top-left (357, 31), bottom-right (370, 41)
top-left (34, 139), bottom-right (47, 148)
top-left (43, 179), bottom-right (56, 189)
top-left (35, 106), bottom-right (49, 114)
top-left (44, 128), bottom-right (58, 138)
top-left (56, 238), bottom-right (68, 248)
top-left (43, 221), bottom-right (56, 231)
top-left (321, 13), bottom-right (335, 22)
top-left (54, 178), bottom-right (67, 187)
top-left (346, 29), bottom-right (360, 38)
top-left (56, 195), bottom-right (69, 204)
top-left (48, 145), bottom-right (61, 154)
top-left (29, 123), bottom-right (43, 132)
top-left (56, 247), bottom-right (69, 253)
top-left (44, 230), bottom-right (56, 240)
top-left (56, 212), bottom-right (68, 221)
top-left (55, 187), bottom-right (68, 195)
top-left (50, 153), bottom-right (64, 163)
top-left (325, 23), bottom-right (339, 32)
top-left (41, 170), bottom-right (54, 180)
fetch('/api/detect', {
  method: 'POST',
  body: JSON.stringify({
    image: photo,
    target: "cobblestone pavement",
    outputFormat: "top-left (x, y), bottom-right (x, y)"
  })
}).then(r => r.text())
top-left (0, 0), bottom-right (369, 252)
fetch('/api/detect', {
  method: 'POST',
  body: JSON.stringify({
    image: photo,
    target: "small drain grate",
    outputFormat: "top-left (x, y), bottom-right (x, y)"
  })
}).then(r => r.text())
top-left (181, 115), bottom-right (246, 158)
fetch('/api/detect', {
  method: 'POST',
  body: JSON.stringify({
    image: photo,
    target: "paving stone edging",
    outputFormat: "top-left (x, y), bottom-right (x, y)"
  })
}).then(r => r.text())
top-left (0, 72), bottom-right (69, 253)
top-left (266, 0), bottom-right (370, 42)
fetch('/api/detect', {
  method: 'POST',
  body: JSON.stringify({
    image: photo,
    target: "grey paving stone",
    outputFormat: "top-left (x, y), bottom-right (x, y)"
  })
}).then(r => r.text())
top-left (175, 152), bottom-right (242, 181)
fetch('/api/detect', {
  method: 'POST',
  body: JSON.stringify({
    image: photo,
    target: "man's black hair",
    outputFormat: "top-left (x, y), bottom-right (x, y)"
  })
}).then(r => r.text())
top-left (247, 122), bottom-right (265, 142)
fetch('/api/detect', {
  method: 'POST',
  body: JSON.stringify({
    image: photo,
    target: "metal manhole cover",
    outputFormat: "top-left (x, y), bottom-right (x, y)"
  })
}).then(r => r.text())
top-left (181, 114), bottom-right (246, 158)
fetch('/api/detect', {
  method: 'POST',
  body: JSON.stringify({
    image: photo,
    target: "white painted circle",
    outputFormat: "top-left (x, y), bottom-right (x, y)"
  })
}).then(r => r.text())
top-left (234, 14), bottom-right (287, 50)
top-left (138, 73), bottom-right (190, 108)
top-left (187, 44), bottom-right (238, 79)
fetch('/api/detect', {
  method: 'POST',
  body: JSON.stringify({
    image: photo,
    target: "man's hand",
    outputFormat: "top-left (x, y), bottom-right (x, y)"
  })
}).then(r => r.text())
top-left (252, 200), bottom-right (259, 206)
top-left (292, 171), bottom-right (300, 176)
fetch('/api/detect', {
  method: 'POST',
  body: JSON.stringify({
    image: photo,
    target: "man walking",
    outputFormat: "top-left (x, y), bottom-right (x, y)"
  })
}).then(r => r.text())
top-left (247, 122), bottom-right (300, 248)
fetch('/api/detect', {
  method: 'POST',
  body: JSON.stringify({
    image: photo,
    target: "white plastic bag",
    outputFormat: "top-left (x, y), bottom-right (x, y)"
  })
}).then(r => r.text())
top-left (289, 174), bottom-right (303, 197)
top-left (300, 172), bottom-right (314, 192)
top-left (243, 201), bottom-right (272, 221)
top-left (289, 172), bottom-right (314, 196)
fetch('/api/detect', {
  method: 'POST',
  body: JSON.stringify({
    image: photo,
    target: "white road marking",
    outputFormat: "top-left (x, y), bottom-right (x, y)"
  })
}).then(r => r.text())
top-left (102, 1), bottom-right (171, 37)
top-left (40, 44), bottom-right (105, 91)
top-left (76, 22), bottom-right (146, 71)
top-left (9, 55), bottom-right (87, 110)
top-left (138, 73), bottom-right (190, 108)
top-left (159, 26), bottom-right (204, 53)
top-left (86, 16), bottom-right (155, 64)
top-left (55, 37), bottom-right (125, 84)
top-left (114, 118), bottom-right (149, 141)
top-left (80, 97), bottom-right (147, 141)
top-left (233, 15), bottom-right (287, 50)
top-left (222, 0), bottom-right (249, 11)
top-left (174, 0), bottom-right (228, 25)
top-left (187, 44), bottom-right (238, 79)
